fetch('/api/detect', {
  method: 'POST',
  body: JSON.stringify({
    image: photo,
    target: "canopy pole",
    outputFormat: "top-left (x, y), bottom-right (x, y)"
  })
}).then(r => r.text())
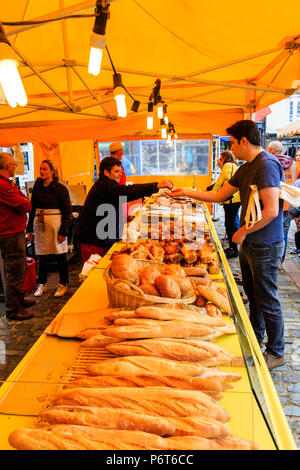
top-left (70, 65), bottom-right (113, 117)
top-left (59, 0), bottom-right (74, 107)
top-left (254, 49), bottom-right (290, 82)
top-left (10, 45), bottom-right (74, 111)
top-left (5, 1), bottom-right (96, 37)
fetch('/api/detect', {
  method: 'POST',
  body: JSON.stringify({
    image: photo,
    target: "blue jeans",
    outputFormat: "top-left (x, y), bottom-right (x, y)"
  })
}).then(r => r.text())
top-left (282, 211), bottom-right (293, 262)
top-left (239, 239), bottom-right (284, 357)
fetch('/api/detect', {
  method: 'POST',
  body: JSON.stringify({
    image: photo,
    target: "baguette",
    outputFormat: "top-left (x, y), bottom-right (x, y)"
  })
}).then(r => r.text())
top-left (52, 387), bottom-right (230, 422)
top-left (101, 321), bottom-right (216, 340)
top-left (40, 406), bottom-right (175, 436)
top-left (105, 338), bottom-right (235, 364)
top-left (166, 435), bottom-right (258, 450)
top-left (63, 374), bottom-right (226, 398)
top-left (80, 334), bottom-right (122, 348)
top-left (183, 266), bottom-right (208, 277)
top-left (134, 306), bottom-right (226, 326)
top-left (196, 285), bottom-right (231, 314)
top-left (191, 276), bottom-right (211, 286)
top-left (113, 318), bottom-right (160, 326)
top-left (9, 425), bottom-right (168, 450)
top-left (199, 368), bottom-right (241, 384)
top-left (85, 356), bottom-right (205, 376)
top-left (166, 415), bottom-right (230, 438)
top-left (105, 310), bottom-right (139, 322)
top-left (205, 304), bottom-right (222, 318)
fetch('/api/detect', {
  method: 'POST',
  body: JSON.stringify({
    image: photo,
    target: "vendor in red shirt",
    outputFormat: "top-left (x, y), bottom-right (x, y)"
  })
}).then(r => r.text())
top-left (0, 152), bottom-right (34, 321)
top-left (109, 142), bottom-right (126, 185)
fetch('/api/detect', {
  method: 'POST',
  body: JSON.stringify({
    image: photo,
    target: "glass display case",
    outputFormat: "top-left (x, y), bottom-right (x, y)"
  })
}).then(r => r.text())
top-left (0, 199), bottom-right (296, 450)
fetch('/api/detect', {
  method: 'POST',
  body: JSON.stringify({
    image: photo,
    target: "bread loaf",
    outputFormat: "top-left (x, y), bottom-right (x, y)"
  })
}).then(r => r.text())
top-left (113, 318), bottom-right (160, 326)
top-left (191, 276), bottom-right (211, 286)
top-left (85, 356), bottom-right (205, 376)
top-left (166, 276), bottom-right (194, 296)
top-left (139, 284), bottom-right (160, 296)
top-left (205, 304), bottom-right (222, 318)
top-left (101, 321), bottom-right (216, 340)
top-left (183, 266), bottom-right (208, 277)
top-left (110, 254), bottom-right (139, 285)
top-left (40, 406), bottom-right (175, 436)
top-left (106, 338), bottom-right (235, 364)
top-left (195, 294), bottom-right (207, 307)
top-left (80, 333), bottom-right (122, 348)
top-left (52, 387), bottom-right (230, 421)
top-left (138, 266), bottom-right (161, 284)
top-left (63, 374), bottom-right (226, 398)
top-left (166, 415), bottom-right (230, 438)
top-left (9, 425), bottom-right (168, 450)
top-left (166, 435), bottom-right (259, 450)
top-left (154, 275), bottom-right (181, 299)
top-left (199, 368), bottom-right (241, 384)
top-left (134, 305), bottom-right (226, 326)
top-left (196, 284), bottom-right (231, 314)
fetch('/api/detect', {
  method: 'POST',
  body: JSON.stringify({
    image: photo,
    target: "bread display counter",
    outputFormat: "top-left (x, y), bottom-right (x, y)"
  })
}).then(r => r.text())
top-left (0, 194), bottom-right (297, 450)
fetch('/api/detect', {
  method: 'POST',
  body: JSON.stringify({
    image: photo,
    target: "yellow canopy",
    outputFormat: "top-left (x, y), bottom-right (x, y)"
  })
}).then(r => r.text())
top-left (0, 0), bottom-right (299, 145)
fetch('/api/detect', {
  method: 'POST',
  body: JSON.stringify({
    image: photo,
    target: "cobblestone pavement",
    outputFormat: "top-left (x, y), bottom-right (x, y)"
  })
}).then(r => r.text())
top-left (0, 261), bottom-right (82, 381)
top-left (0, 213), bottom-right (300, 449)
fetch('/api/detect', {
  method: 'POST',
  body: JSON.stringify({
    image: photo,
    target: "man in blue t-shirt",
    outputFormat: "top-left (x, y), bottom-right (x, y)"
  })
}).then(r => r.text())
top-left (168, 120), bottom-right (285, 370)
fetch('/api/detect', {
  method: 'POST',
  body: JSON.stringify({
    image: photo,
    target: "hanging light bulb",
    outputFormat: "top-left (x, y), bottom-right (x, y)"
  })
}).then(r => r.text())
top-left (88, 2), bottom-right (109, 76)
top-left (147, 102), bottom-right (154, 130)
top-left (88, 34), bottom-right (106, 76)
top-left (156, 101), bottom-right (164, 119)
top-left (0, 23), bottom-right (27, 107)
top-left (160, 119), bottom-right (167, 139)
top-left (113, 73), bottom-right (127, 118)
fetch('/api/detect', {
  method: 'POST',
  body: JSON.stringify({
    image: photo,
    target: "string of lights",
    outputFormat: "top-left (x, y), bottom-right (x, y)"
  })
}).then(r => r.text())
top-left (0, 0), bottom-right (179, 138)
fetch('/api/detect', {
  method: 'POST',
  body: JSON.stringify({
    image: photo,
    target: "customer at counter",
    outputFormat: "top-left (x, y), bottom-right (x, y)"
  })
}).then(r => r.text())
top-left (78, 156), bottom-right (173, 263)
top-left (168, 119), bottom-right (285, 370)
top-left (267, 140), bottom-right (296, 263)
top-left (0, 152), bottom-right (34, 321)
top-left (212, 150), bottom-right (240, 259)
top-left (27, 160), bottom-right (72, 298)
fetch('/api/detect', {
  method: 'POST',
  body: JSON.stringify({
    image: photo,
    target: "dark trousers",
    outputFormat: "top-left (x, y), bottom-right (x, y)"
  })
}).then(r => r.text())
top-left (282, 211), bottom-right (293, 262)
top-left (0, 232), bottom-right (27, 315)
top-left (223, 202), bottom-right (241, 251)
top-left (239, 239), bottom-right (284, 357)
top-left (38, 253), bottom-right (69, 286)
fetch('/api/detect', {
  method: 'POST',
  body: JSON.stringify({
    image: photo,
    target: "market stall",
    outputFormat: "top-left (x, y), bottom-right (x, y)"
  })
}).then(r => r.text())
top-left (0, 193), bottom-right (296, 450)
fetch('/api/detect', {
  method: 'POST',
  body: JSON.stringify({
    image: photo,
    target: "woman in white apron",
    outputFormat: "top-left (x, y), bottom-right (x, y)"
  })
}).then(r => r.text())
top-left (27, 160), bottom-right (72, 297)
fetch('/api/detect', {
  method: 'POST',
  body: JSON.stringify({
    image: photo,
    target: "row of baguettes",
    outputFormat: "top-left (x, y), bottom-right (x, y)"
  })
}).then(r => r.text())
top-left (8, 253), bottom-right (253, 449)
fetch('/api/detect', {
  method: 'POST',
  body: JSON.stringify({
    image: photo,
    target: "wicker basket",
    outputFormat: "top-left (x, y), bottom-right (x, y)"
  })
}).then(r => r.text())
top-left (103, 259), bottom-right (197, 309)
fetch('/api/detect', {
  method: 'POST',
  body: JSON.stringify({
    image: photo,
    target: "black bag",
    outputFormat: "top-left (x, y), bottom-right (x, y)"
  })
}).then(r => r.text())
top-left (295, 231), bottom-right (300, 250)
top-left (207, 162), bottom-right (234, 202)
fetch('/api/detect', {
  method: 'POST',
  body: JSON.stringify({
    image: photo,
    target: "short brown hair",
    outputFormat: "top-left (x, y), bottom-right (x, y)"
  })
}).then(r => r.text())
top-left (221, 150), bottom-right (238, 165)
top-left (226, 119), bottom-right (261, 146)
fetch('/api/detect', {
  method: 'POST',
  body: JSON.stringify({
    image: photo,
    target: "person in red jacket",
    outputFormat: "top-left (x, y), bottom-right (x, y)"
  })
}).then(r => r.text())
top-left (0, 152), bottom-right (34, 321)
top-left (267, 140), bottom-right (297, 262)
